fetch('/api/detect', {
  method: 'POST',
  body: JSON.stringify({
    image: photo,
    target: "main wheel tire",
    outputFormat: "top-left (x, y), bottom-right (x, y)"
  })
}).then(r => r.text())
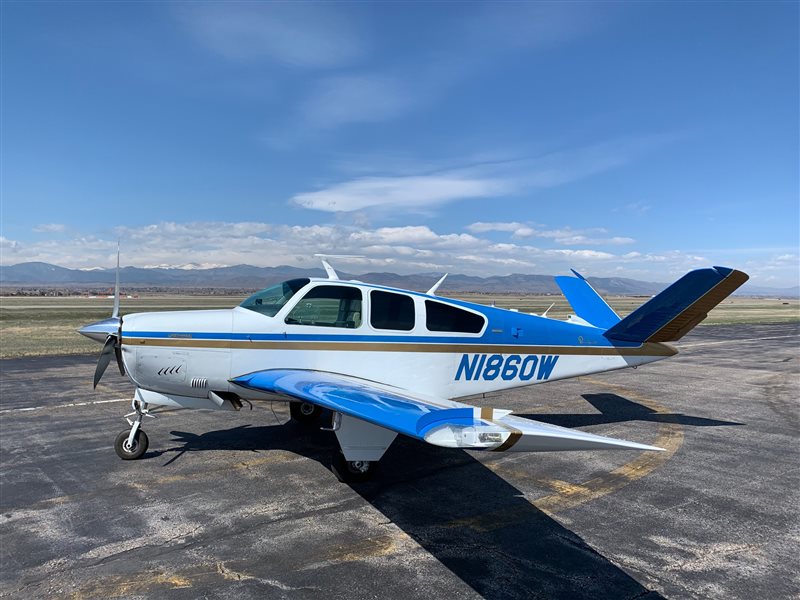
top-left (114, 429), bottom-right (149, 460)
top-left (289, 401), bottom-right (321, 424)
top-left (331, 451), bottom-right (376, 483)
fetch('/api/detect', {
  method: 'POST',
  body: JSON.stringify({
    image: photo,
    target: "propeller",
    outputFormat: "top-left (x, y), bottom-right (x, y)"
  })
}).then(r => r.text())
top-left (88, 244), bottom-right (125, 388)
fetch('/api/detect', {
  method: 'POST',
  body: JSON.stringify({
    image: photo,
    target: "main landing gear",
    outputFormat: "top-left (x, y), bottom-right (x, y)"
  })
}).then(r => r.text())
top-left (331, 451), bottom-right (377, 484)
top-left (289, 401), bottom-right (322, 424)
top-left (114, 398), bottom-right (155, 460)
top-left (289, 402), bottom-right (378, 482)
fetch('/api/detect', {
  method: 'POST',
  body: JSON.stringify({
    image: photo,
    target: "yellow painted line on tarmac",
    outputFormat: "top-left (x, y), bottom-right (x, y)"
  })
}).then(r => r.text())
top-left (64, 571), bottom-right (193, 599)
top-left (533, 377), bottom-right (683, 516)
top-left (447, 378), bottom-right (683, 531)
top-left (301, 531), bottom-right (412, 569)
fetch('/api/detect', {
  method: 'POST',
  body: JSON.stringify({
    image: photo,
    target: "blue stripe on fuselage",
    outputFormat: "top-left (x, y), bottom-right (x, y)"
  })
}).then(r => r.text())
top-left (125, 329), bottom-right (641, 348)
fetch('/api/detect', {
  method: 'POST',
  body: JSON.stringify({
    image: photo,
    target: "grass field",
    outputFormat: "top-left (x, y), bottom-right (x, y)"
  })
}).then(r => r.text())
top-left (1, 293), bottom-right (798, 358)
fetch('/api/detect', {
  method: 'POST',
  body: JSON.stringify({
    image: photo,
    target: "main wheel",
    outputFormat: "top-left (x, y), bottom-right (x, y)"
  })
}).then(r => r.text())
top-left (289, 401), bottom-right (321, 424)
top-left (114, 429), bottom-right (149, 460)
top-left (331, 451), bottom-right (376, 483)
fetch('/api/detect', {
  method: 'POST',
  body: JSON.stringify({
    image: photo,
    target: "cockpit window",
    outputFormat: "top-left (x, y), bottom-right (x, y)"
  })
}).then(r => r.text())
top-left (239, 278), bottom-right (310, 317)
top-left (285, 285), bottom-right (362, 328)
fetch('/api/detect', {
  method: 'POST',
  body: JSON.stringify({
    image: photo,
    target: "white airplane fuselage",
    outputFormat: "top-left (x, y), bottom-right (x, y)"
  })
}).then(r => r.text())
top-left (116, 279), bottom-right (675, 411)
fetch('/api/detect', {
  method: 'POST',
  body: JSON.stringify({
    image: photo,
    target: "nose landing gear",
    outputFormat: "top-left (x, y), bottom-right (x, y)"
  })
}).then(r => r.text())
top-left (114, 398), bottom-right (155, 460)
top-left (114, 428), bottom-right (148, 460)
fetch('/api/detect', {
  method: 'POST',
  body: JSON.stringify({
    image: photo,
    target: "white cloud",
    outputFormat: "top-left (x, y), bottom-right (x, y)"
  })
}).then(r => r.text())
top-left (292, 175), bottom-right (509, 212)
top-left (4, 221), bottom-right (792, 286)
top-left (33, 223), bottom-right (66, 233)
top-left (552, 234), bottom-right (636, 246)
top-left (546, 249), bottom-right (615, 260)
top-left (467, 222), bottom-right (635, 246)
top-left (175, 3), bottom-right (364, 68)
top-left (467, 222), bottom-right (527, 234)
top-left (291, 137), bottom-right (672, 214)
top-left (0, 236), bottom-right (21, 250)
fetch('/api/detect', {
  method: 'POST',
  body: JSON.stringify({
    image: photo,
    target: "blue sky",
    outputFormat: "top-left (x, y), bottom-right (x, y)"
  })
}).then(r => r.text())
top-left (1, 1), bottom-right (798, 286)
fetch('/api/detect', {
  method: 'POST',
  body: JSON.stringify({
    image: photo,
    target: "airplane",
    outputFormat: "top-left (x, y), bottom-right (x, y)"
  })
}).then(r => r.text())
top-left (78, 256), bottom-right (748, 482)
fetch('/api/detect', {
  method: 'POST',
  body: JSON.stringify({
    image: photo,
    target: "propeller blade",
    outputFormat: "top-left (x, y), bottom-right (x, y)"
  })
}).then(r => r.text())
top-left (114, 344), bottom-right (125, 376)
top-left (112, 243), bottom-right (120, 318)
top-left (93, 335), bottom-right (117, 389)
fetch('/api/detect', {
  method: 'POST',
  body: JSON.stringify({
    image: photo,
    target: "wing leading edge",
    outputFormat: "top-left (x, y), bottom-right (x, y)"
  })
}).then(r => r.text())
top-left (231, 369), bottom-right (662, 453)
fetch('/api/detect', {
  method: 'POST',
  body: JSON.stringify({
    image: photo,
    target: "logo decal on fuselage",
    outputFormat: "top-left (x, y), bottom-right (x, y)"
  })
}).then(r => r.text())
top-left (455, 353), bottom-right (559, 381)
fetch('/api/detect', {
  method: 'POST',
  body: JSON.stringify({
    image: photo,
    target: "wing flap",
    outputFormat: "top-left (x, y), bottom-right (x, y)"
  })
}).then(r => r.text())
top-left (231, 369), bottom-right (662, 453)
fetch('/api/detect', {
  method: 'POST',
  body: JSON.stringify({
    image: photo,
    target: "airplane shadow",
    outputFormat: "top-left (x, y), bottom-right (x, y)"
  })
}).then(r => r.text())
top-left (518, 393), bottom-right (742, 428)
top-left (147, 419), bottom-right (667, 599)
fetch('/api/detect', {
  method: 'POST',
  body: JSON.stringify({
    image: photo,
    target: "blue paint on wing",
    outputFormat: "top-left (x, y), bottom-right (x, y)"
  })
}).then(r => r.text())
top-left (231, 369), bottom-right (475, 439)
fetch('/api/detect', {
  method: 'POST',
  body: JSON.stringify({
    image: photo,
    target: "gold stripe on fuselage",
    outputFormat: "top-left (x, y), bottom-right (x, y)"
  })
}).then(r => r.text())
top-left (121, 337), bottom-right (676, 357)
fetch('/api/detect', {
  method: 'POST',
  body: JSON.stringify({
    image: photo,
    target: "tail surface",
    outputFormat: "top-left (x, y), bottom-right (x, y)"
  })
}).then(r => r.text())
top-left (555, 269), bottom-right (621, 329)
top-left (603, 266), bottom-right (749, 343)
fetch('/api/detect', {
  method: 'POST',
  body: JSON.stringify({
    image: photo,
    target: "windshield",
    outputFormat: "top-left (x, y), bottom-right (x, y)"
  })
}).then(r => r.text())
top-left (239, 278), bottom-right (310, 317)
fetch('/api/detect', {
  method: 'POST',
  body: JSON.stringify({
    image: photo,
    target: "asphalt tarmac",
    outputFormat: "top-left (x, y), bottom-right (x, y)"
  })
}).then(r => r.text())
top-left (1, 323), bottom-right (798, 599)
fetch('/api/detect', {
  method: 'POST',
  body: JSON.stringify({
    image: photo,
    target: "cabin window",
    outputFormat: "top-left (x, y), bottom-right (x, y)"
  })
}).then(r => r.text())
top-left (239, 278), bottom-right (310, 317)
top-left (425, 300), bottom-right (485, 334)
top-left (370, 290), bottom-right (415, 331)
top-left (285, 285), bottom-right (362, 328)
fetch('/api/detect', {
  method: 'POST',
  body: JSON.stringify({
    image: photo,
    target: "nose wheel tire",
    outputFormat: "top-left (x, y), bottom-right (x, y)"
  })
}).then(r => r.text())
top-left (331, 451), bottom-right (376, 483)
top-left (289, 401), bottom-right (321, 424)
top-left (114, 429), bottom-right (149, 460)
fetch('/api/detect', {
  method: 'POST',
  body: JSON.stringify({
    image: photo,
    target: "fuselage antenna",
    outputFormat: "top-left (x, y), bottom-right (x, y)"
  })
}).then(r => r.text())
top-left (426, 273), bottom-right (448, 296)
top-left (313, 254), bottom-right (364, 280)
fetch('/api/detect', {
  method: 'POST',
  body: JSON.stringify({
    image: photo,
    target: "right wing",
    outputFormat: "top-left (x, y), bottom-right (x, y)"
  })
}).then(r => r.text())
top-left (232, 369), bottom-right (662, 453)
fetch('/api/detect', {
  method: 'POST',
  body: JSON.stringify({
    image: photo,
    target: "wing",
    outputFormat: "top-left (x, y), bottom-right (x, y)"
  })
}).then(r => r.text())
top-left (231, 369), bottom-right (662, 453)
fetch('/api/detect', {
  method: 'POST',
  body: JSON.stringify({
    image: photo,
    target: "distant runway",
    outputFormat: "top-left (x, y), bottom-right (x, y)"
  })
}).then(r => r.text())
top-left (1, 323), bottom-right (798, 599)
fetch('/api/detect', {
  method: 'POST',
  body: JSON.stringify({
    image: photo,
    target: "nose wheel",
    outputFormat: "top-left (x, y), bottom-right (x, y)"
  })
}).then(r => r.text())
top-left (114, 429), bottom-right (149, 460)
top-left (114, 398), bottom-right (155, 460)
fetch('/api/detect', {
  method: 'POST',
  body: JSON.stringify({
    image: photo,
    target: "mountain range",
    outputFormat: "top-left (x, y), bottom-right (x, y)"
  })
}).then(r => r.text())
top-left (1, 262), bottom-right (797, 297)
